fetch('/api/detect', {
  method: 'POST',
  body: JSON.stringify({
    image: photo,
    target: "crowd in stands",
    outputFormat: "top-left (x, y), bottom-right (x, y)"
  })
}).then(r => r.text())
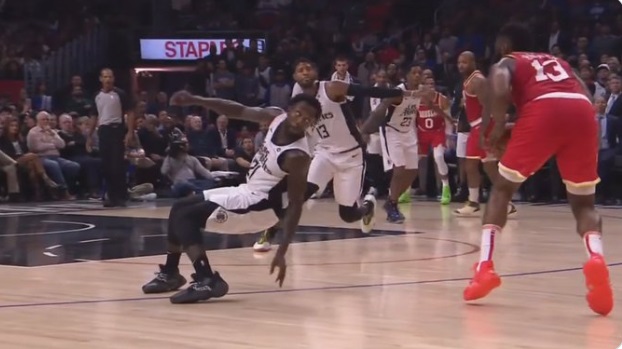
top-left (0, 0), bottom-right (621, 204)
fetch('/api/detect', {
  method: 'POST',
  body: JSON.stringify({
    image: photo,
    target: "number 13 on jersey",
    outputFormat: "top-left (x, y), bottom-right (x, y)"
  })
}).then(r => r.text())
top-left (531, 59), bottom-right (570, 82)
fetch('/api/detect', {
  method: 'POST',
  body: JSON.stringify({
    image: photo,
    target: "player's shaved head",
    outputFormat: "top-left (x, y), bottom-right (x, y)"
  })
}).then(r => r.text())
top-left (460, 51), bottom-right (475, 62)
top-left (457, 51), bottom-right (476, 76)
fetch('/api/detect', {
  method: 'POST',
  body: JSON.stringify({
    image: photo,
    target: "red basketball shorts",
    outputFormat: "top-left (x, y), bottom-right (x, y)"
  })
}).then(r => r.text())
top-left (417, 130), bottom-right (446, 155)
top-left (499, 95), bottom-right (599, 193)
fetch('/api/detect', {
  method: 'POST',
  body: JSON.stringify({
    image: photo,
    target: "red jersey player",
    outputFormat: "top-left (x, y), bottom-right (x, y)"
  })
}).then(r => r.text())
top-left (464, 23), bottom-right (612, 317)
top-left (454, 51), bottom-right (517, 217)
top-left (416, 76), bottom-right (453, 205)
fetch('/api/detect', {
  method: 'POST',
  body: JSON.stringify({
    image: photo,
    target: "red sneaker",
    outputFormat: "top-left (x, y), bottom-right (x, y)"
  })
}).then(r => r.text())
top-left (583, 255), bottom-right (613, 316)
top-left (463, 261), bottom-right (502, 301)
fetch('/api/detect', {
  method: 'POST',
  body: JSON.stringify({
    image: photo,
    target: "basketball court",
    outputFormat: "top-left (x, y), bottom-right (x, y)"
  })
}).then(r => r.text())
top-left (1, 199), bottom-right (621, 348)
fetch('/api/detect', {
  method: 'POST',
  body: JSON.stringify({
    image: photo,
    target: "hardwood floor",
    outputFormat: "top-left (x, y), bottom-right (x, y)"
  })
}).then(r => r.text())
top-left (0, 200), bottom-right (620, 348)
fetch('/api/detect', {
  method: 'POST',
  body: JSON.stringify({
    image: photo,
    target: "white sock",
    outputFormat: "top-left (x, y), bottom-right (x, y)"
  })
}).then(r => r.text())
top-left (441, 178), bottom-right (449, 187)
top-left (468, 188), bottom-right (479, 203)
top-left (477, 224), bottom-right (501, 270)
top-left (583, 231), bottom-right (604, 257)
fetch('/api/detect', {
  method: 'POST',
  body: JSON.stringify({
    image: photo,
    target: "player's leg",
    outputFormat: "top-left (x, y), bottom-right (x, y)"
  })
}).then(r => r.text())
top-left (464, 103), bottom-right (557, 301)
top-left (142, 195), bottom-right (199, 293)
top-left (333, 149), bottom-right (376, 232)
top-left (168, 198), bottom-right (229, 304)
top-left (455, 132), bottom-right (469, 200)
top-left (454, 128), bottom-right (482, 216)
top-left (431, 133), bottom-right (450, 204)
top-left (556, 101), bottom-right (612, 316)
top-left (482, 158), bottom-right (517, 216)
top-left (384, 132), bottom-right (417, 223)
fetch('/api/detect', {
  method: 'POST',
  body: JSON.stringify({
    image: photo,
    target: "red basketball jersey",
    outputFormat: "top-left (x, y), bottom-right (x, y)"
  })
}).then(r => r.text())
top-left (416, 92), bottom-right (446, 132)
top-left (462, 70), bottom-right (485, 124)
top-left (506, 52), bottom-right (585, 109)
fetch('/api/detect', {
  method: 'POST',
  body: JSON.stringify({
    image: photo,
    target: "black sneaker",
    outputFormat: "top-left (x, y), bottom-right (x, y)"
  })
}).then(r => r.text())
top-left (142, 264), bottom-right (187, 294)
top-left (169, 272), bottom-right (229, 304)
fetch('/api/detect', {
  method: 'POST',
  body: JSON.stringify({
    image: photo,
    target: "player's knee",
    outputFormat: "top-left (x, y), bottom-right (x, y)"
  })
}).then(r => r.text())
top-left (339, 205), bottom-right (361, 223)
top-left (178, 200), bottom-right (218, 246)
top-left (171, 194), bottom-right (204, 213)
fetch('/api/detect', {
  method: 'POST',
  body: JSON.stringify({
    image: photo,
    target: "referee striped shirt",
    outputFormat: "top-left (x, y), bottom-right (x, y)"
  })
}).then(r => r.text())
top-left (94, 87), bottom-right (133, 126)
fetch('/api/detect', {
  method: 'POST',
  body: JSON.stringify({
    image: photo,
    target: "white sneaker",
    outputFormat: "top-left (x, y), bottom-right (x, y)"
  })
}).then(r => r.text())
top-left (253, 241), bottom-right (272, 252)
top-left (360, 188), bottom-right (377, 234)
top-left (453, 202), bottom-right (481, 217)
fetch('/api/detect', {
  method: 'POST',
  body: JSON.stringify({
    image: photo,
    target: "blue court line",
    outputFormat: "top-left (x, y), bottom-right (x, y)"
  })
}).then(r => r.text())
top-left (1, 262), bottom-right (620, 310)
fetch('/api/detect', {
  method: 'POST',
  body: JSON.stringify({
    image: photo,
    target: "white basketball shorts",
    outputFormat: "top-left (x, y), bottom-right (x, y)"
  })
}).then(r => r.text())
top-left (367, 133), bottom-right (382, 155)
top-left (379, 126), bottom-right (418, 172)
top-left (307, 147), bottom-right (365, 207)
top-left (456, 132), bottom-right (469, 159)
top-left (203, 185), bottom-right (280, 235)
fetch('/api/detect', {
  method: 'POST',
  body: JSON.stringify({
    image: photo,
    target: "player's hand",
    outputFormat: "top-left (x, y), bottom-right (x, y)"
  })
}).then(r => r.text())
top-left (270, 252), bottom-right (287, 287)
top-left (487, 123), bottom-right (509, 158)
top-left (170, 90), bottom-right (194, 106)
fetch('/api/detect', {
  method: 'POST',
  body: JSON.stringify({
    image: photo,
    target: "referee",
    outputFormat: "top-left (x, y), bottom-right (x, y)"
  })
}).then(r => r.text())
top-left (88, 68), bottom-right (136, 207)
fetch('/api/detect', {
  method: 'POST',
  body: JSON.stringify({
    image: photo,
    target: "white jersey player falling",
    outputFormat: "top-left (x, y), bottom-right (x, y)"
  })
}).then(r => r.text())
top-left (379, 83), bottom-right (420, 171)
top-left (205, 113), bottom-right (311, 234)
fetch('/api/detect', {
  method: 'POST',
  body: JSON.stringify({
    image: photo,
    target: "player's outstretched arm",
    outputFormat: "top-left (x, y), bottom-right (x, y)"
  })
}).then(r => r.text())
top-left (169, 90), bottom-right (282, 123)
top-left (269, 149), bottom-right (311, 287)
top-left (360, 98), bottom-right (395, 134)
top-left (326, 80), bottom-right (405, 100)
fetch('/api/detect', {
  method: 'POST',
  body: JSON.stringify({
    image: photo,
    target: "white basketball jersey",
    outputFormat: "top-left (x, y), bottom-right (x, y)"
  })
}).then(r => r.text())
top-left (312, 81), bottom-right (361, 153)
top-left (246, 113), bottom-right (311, 193)
top-left (385, 83), bottom-right (420, 132)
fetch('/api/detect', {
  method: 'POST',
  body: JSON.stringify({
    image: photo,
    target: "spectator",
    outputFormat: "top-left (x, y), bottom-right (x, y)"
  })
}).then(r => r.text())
top-left (136, 114), bottom-right (167, 186)
top-left (213, 59), bottom-right (236, 100)
top-left (254, 119), bottom-right (270, 150)
top-left (26, 111), bottom-right (79, 200)
top-left (235, 63), bottom-right (260, 106)
top-left (65, 86), bottom-right (93, 116)
top-left (595, 96), bottom-right (621, 204)
top-left (31, 82), bottom-right (53, 112)
top-left (233, 136), bottom-right (256, 179)
top-left (207, 115), bottom-right (237, 161)
top-left (0, 116), bottom-right (58, 201)
top-left (161, 131), bottom-right (215, 198)
top-left (0, 147), bottom-right (19, 201)
top-left (57, 114), bottom-right (102, 198)
top-left (268, 69), bottom-right (291, 109)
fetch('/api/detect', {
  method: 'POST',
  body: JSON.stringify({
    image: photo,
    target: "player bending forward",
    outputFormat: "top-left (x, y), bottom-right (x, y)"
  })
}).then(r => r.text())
top-left (141, 92), bottom-right (322, 304)
top-left (361, 64), bottom-right (432, 223)
top-left (254, 58), bottom-right (420, 250)
top-left (464, 23), bottom-right (613, 316)
top-left (416, 76), bottom-right (454, 205)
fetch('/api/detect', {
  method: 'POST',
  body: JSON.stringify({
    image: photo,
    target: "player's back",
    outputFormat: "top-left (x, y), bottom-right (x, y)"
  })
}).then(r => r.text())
top-left (416, 92), bottom-right (445, 132)
top-left (508, 52), bottom-right (585, 109)
top-left (385, 83), bottom-right (420, 132)
top-left (313, 81), bottom-right (363, 153)
top-left (246, 113), bottom-right (311, 193)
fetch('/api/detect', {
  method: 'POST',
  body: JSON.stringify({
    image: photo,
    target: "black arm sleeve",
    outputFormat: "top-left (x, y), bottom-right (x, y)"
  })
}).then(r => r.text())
top-left (346, 84), bottom-right (403, 98)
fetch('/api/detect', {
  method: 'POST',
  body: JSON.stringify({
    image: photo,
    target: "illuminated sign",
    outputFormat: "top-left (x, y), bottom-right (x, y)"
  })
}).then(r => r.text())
top-left (139, 38), bottom-right (266, 60)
